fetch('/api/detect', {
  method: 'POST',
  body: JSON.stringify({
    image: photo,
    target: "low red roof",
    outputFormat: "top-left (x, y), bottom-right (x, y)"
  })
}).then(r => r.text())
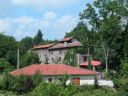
top-left (49, 42), bottom-right (82, 50)
top-left (32, 44), bottom-right (54, 50)
top-left (80, 61), bottom-right (101, 67)
top-left (10, 64), bottom-right (96, 76)
top-left (60, 37), bottom-right (73, 42)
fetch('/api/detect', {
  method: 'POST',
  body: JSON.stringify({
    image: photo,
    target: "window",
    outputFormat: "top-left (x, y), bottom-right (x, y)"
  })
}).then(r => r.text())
top-left (48, 78), bottom-right (52, 82)
top-left (59, 57), bottom-right (61, 62)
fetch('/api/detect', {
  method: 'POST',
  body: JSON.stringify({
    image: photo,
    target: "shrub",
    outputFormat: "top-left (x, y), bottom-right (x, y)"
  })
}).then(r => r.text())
top-left (0, 58), bottom-right (10, 73)
top-left (75, 85), bottom-right (116, 96)
top-left (0, 73), bottom-right (42, 95)
top-left (0, 90), bottom-right (17, 96)
top-left (30, 82), bottom-right (77, 96)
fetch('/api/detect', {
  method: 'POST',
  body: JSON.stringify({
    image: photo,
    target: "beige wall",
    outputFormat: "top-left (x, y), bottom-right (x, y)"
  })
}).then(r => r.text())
top-left (33, 38), bottom-right (81, 64)
top-left (44, 75), bottom-right (95, 86)
top-left (43, 75), bottom-right (114, 87)
top-left (34, 48), bottom-right (69, 64)
top-left (34, 49), bottom-right (49, 63)
top-left (49, 49), bottom-right (68, 63)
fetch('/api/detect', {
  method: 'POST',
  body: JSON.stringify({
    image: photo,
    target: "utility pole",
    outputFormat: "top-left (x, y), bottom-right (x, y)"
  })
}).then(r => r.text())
top-left (100, 36), bottom-right (108, 73)
top-left (17, 48), bottom-right (20, 69)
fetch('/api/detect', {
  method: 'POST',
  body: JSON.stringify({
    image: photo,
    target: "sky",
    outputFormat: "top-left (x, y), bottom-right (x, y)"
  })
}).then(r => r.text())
top-left (0, 0), bottom-right (93, 41)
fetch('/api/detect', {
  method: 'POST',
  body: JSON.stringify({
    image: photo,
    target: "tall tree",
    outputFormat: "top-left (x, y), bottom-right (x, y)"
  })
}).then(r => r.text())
top-left (65, 21), bottom-right (97, 54)
top-left (0, 33), bottom-right (17, 66)
top-left (34, 29), bottom-right (44, 45)
top-left (19, 37), bottom-right (34, 54)
top-left (0, 58), bottom-right (10, 73)
top-left (20, 52), bottom-right (40, 68)
top-left (80, 0), bottom-right (128, 71)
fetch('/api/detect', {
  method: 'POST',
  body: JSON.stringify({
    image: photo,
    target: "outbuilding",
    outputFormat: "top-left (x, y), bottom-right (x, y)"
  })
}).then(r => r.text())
top-left (10, 64), bottom-right (96, 86)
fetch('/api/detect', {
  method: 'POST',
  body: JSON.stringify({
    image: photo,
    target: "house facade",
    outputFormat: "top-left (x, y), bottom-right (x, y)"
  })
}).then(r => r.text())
top-left (31, 37), bottom-right (82, 64)
top-left (10, 64), bottom-right (96, 86)
top-left (10, 64), bottom-right (114, 87)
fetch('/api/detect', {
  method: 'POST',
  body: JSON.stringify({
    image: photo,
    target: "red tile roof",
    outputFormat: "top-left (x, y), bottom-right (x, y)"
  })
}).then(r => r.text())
top-left (10, 64), bottom-right (96, 76)
top-left (80, 61), bottom-right (101, 67)
top-left (31, 44), bottom-right (54, 50)
top-left (49, 42), bottom-right (82, 50)
top-left (60, 37), bottom-right (73, 42)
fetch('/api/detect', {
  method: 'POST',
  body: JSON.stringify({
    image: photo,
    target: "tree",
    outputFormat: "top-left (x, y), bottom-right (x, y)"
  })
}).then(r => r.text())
top-left (1, 73), bottom-right (42, 94)
top-left (19, 37), bottom-right (34, 54)
top-left (0, 58), bottom-right (10, 73)
top-left (34, 29), bottom-right (44, 45)
top-left (20, 52), bottom-right (40, 68)
top-left (65, 22), bottom-right (91, 54)
top-left (63, 49), bottom-right (77, 66)
top-left (0, 33), bottom-right (17, 67)
top-left (5, 51), bottom-right (17, 67)
top-left (80, 0), bottom-right (128, 71)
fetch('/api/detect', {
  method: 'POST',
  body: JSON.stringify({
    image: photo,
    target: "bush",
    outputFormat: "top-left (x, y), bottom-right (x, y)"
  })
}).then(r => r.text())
top-left (76, 85), bottom-right (116, 96)
top-left (30, 82), bottom-right (77, 96)
top-left (0, 90), bottom-right (17, 96)
top-left (0, 58), bottom-right (10, 73)
top-left (114, 78), bottom-right (128, 96)
top-left (0, 73), bottom-right (42, 95)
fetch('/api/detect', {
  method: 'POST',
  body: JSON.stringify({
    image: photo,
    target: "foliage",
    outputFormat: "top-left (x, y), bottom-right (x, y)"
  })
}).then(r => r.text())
top-left (59, 74), bottom-right (70, 88)
top-left (113, 56), bottom-right (128, 95)
top-left (0, 90), bottom-right (17, 96)
top-left (74, 88), bottom-right (115, 96)
top-left (30, 82), bottom-right (116, 96)
top-left (79, 0), bottom-right (128, 71)
top-left (0, 33), bottom-right (17, 66)
top-left (113, 77), bottom-right (128, 96)
top-left (65, 22), bottom-right (97, 54)
top-left (94, 75), bottom-right (100, 89)
top-left (19, 37), bottom-right (34, 54)
top-left (32, 71), bottom-right (43, 87)
top-left (76, 85), bottom-right (116, 96)
top-left (0, 73), bottom-right (42, 95)
top-left (30, 82), bottom-right (77, 96)
top-left (63, 49), bottom-right (77, 66)
top-left (0, 58), bottom-right (10, 73)
top-left (45, 39), bottom-right (58, 44)
top-left (34, 29), bottom-right (44, 45)
top-left (120, 56), bottom-right (128, 76)
top-left (20, 52), bottom-right (40, 68)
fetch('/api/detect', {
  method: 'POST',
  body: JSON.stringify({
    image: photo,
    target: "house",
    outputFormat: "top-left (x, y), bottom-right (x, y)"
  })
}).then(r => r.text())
top-left (31, 37), bottom-right (82, 64)
top-left (10, 64), bottom-right (114, 87)
top-left (10, 64), bottom-right (96, 86)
